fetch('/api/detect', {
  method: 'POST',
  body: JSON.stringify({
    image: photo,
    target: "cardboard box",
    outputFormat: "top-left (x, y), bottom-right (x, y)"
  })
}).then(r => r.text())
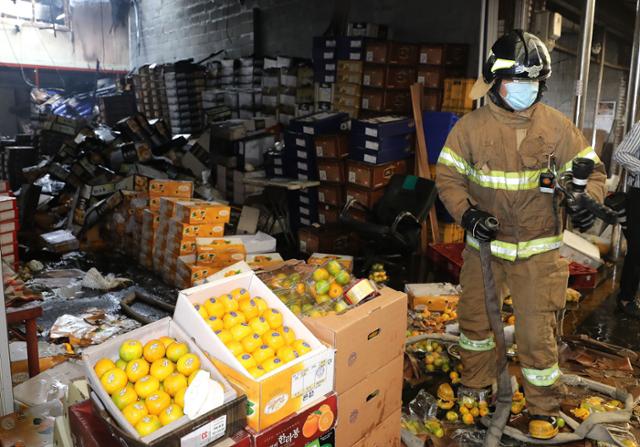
top-left (174, 201), bottom-right (231, 224)
top-left (383, 90), bottom-right (411, 113)
top-left (405, 282), bottom-right (460, 311)
top-left (334, 93), bottom-right (360, 109)
top-left (317, 159), bottom-right (346, 183)
top-left (423, 90), bottom-right (442, 111)
top-left (245, 253), bottom-right (284, 270)
top-left (337, 60), bottom-right (364, 75)
top-left (346, 185), bottom-right (385, 209)
top-left (351, 116), bottom-right (415, 139)
top-left (173, 272), bottom-right (335, 431)
top-left (288, 112), bottom-right (349, 136)
top-left (417, 66), bottom-right (444, 89)
top-left (298, 225), bottom-right (358, 255)
top-left (168, 219), bottom-right (225, 239)
top-left (81, 318), bottom-right (238, 445)
top-left (361, 88), bottom-right (385, 111)
top-left (303, 287), bottom-right (406, 394)
top-left (68, 399), bottom-right (118, 447)
top-left (419, 44), bottom-right (444, 65)
top-left (349, 146), bottom-right (413, 165)
top-left (365, 40), bottom-right (389, 63)
top-left (388, 42), bottom-right (419, 65)
top-left (315, 134), bottom-right (349, 159)
top-left (362, 65), bottom-right (386, 88)
top-left (346, 159), bottom-right (408, 189)
top-left (54, 416), bottom-right (73, 447)
top-left (559, 230), bottom-right (603, 269)
top-left (149, 179), bottom-right (193, 198)
top-left (318, 204), bottom-right (339, 225)
top-left (386, 67), bottom-right (417, 89)
top-left (351, 408), bottom-right (401, 447)
top-left (334, 82), bottom-right (362, 97)
top-left (247, 393), bottom-right (337, 447)
top-left (334, 355), bottom-right (403, 447)
top-left (196, 237), bottom-right (247, 265)
top-left (318, 184), bottom-right (344, 207)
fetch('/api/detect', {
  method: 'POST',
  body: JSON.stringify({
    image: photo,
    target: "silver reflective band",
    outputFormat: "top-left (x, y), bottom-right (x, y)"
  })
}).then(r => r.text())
top-left (521, 363), bottom-right (561, 386)
top-left (459, 332), bottom-right (496, 351)
top-left (466, 235), bottom-right (562, 262)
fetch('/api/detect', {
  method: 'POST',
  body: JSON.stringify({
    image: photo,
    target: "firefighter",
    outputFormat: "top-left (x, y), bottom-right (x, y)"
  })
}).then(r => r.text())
top-left (436, 30), bottom-right (607, 439)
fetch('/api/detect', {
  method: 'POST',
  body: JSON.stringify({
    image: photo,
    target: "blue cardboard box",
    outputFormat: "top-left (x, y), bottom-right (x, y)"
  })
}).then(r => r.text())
top-left (349, 145), bottom-right (413, 165)
top-left (350, 132), bottom-right (414, 153)
top-left (337, 37), bottom-right (366, 60)
top-left (351, 116), bottom-right (415, 139)
top-left (290, 112), bottom-right (350, 136)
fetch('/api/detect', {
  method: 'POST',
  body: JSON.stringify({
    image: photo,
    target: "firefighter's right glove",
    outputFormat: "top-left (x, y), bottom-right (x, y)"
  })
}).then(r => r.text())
top-left (604, 192), bottom-right (627, 232)
top-left (567, 197), bottom-right (596, 232)
top-left (461, 206), bottom-right (498, 242)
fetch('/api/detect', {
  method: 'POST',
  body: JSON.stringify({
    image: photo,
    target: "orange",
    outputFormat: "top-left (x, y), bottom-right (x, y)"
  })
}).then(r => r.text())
top-left (292, 339), bottom-right (312, 355)
top-left (145, 390), bottom-right (171, 415)
top-left (134, 375), bottom-right (160, 399)
top-left (248, 366), bottom-right (265, 379)
top-left (100, 368), bottom-right (128, 395)
top-left (230, 323), bottom-right (252, 342)
top-left (220, 294), bottom-right (239, 313)
top-left (252, 297), bottom-right (268, 315)
top-left (174, 388), bottom-right (186, 408)
top-left (159, 404), bottom-right (184, 426)
top-left (116, 359), bottom-right (128, 371)
top-left (263, 331), bottom-right (285, 351)
top-left (261, 357), bottom-right (283, 373)
top-left (241, 333), bottom-right (263, 353)
top-left (163, 372), bottom-right (188, 397)
top-left (135, 415), bottom-right (162, 436)
top-left (166, 342), bottom-right (189, 363)
top-left (230, 287), bottom-right (250, 302)
top-left (263, 309), bottom-right (283, 330)
top-left (194, 304), bottom-right (209, 319)
top-left (150, 358), bottom-right (175, 382)
top-left (143, 340), bottom-right (166, 363)
top-left (123, 401), bottom-right (148, 426)
top-left (328, 283), bottom-right (343, 299)
top-left (112, 385), bottom-right (138, 410)
top-left (302, 414), bottom-right (319, 438)
top-left (206, 316), bottom-right (224, 332)
top-left (119, 340), bottom-right (143, 362)
top-left (249, 316), bottom-right (270, 336)
top-left (253, 345), bottom-right (275, 364)
top-left (225, 340), bottom-right (244, 356)
top-left (318, 410), bottom-right (334, 432)
top-left (158, 336), bottom-right (176, 348)
top-left (176, 353), bottom-right (201, 376)
top-left (223, 311), bottom-right (246, 330)
top-left (214, 329), bottom-right (232, 344)
top-left (203, 298), bottom-right (225, 319)
top-left (94, 358), bottom-right (116, 379)
top-left (239, 299), bottom-right (260, 320)
top-left (312, 268), bottom-right (329, 281)
top-left (296, 283), bottom-right (306, 295)
top-left (237, 353), bottom-right (257, 370)
top-left (280, 326), bottom-right (296, 345)
top-left (276, 346), bottom-right (298, 363)
top-left (126, 358), bottom-right (150, 383)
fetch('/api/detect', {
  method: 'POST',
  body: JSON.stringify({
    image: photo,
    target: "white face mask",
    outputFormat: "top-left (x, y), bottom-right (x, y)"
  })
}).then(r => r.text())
top-left (501, 80), bottom-right (540, 111)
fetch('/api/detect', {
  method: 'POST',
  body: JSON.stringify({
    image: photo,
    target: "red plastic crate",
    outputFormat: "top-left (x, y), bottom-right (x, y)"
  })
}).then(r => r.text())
top-left (428, 243), bottom-right (598, 289)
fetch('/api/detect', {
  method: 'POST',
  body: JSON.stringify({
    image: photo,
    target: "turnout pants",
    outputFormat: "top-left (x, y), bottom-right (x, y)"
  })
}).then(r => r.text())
top-left (620, 187), bottom-right (640, 301)
top-left (458, 247), bottom-right (569, 416)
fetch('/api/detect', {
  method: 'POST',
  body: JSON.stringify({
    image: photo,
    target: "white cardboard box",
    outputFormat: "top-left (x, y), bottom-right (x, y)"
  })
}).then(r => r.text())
top-left (560, 229), bottom-right (603, 269)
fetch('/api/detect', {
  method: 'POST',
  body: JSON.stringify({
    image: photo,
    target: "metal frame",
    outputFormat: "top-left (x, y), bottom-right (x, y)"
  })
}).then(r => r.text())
top-left (0, 255), bottom-right (14, 415)
top-left (573, 0), bottom-right (597, 130)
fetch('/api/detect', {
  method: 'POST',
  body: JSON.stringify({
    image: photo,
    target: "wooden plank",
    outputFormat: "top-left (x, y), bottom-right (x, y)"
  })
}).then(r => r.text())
top-left (410, 83), bottom-right (440, 248)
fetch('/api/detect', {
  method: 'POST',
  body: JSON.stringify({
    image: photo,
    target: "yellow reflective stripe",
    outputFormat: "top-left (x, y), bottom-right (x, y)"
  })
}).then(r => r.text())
top-left (522, 363), bottom-right (561, 386)
top-left (459, 332), bottom-right (496, 352)
top-left (467, 234), bottom-right (562, 261)
top-left (561, 146), bottom-right (602, 173)
top-left (491, 58), bottom-right (516, 72)
top-left (438, 147), bottom-right (542, 191)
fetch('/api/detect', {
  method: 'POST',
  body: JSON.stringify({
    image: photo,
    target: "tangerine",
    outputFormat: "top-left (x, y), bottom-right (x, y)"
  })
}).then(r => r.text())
top-left (263, 309), bottom-right (283, 330)
top-left (94, 358), bottom-right (116, 379)
top-left (150, 358), bottom-right (175, 382)
top-left (143, 340), bottom-right (166, 363)
top-left (249, 316), bottom-right (270, 336)
top-left (135, 415), bottom-right (162, 436)
top-left (123, 401), bottom-right (148, 426)
top-left (134, 375), bottom-right (160, 399)
top-left (126, 358), bottom-right (150, 383)
top-left (203, 298), bottom-right (225, 319)
top-left (100, 368), bottom-right (128, 395)
top-left (145, 390), bottom-right (171, 415)
top-left (163, 373), bottom-right (188, 397)
top-left (112, 385), bottom-right (138, 410)
top-left (119, 340), bottom-right (143, 362)
top-left (159, 404), bottom-right (184, 426)
top-left (176, 353), bottom-right (201, 376)
top-left (166, 342), bottom-right (189, 363)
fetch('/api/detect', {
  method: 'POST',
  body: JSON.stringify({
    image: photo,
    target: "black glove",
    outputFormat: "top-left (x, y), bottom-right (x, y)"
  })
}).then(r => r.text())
top-left (605, 192), bottom-right (627, 232)
top-left (567, 195), bottom-right (597, 232)
top-left (461, 206), bottom-right (499, 242)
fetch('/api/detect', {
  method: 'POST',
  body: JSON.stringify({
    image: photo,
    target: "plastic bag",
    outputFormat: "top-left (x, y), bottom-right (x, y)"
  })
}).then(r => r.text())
top-left (409, 389), bottom-right (439, 421)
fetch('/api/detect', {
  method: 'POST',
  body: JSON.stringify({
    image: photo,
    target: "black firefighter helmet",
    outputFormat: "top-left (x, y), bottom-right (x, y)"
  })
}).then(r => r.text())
top-left (483, 29), bottom-right (551, 83)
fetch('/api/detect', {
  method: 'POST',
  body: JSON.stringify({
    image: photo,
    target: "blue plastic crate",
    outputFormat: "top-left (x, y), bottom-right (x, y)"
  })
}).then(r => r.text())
top-left (422, 111), bottom-right (459, 164)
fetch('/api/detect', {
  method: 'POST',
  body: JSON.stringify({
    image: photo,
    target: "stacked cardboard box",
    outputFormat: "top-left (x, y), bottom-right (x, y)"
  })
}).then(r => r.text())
top-left (442, 78), bottom-right (476, 115)
top-left (349, 115), bottom-right (415, 165)
top-left (164, 62), bottom-right (206, 135)
top-left (335, 61), bottom-right (364, 118)
top-left (315, 133), bottom-right (349, 225)
top-left (279, 64), bottom-right (315, 125)
top-left (303, 287), bottom-right (407, 446)
top-left (418, 44), bottom-right (469, 112)
top-left (361, 41), bottom-right (419, 114)
top-left (284, 112), bottom-right (349, 230)
top-left (0, 193), bottom-right (19, 270)
top-left (132, 64), bottom-right (168, 122)
top-left (313, 37), bottom-right (338, 114)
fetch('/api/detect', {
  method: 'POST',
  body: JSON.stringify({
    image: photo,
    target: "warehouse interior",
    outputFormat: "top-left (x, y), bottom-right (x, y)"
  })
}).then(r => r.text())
top-left (0, 0), bottom-right (639, 445)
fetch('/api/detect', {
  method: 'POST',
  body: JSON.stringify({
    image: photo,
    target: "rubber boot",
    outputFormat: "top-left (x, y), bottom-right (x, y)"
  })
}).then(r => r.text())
top-left (529, 415), bottom-right (559, 440)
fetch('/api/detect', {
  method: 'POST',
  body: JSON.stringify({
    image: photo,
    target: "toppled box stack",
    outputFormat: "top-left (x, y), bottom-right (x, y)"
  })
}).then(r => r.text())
top-left (284, 112), bottom-right (350, 229)
top-left (38, 115), bottom-right (83, 156)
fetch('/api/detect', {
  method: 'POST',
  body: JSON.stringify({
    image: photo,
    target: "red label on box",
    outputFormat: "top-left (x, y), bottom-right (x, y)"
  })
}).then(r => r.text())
top-left (249, 394), bottom-right (337, 447)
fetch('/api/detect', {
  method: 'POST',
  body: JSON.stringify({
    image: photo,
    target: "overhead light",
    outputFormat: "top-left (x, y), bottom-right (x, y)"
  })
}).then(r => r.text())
top-left (56, 13), bottom-right (65, 20)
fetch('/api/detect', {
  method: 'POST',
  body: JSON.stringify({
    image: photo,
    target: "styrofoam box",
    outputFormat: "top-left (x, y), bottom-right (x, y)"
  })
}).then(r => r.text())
top-left (174, 271), bottom-right (334, 381)
top-left (81, 317), bottom-right (237, 444)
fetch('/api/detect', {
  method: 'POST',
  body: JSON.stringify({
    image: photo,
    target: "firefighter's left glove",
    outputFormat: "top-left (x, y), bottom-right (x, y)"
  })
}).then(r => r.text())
top-left (567, 196), bottom-right (596, 232)
top-left (461, 206), bottom-right (498, 242)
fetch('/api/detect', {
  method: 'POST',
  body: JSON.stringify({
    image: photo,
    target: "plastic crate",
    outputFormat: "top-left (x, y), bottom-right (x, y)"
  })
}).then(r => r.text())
top-left (568, 262), bottom-right (598, 289)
